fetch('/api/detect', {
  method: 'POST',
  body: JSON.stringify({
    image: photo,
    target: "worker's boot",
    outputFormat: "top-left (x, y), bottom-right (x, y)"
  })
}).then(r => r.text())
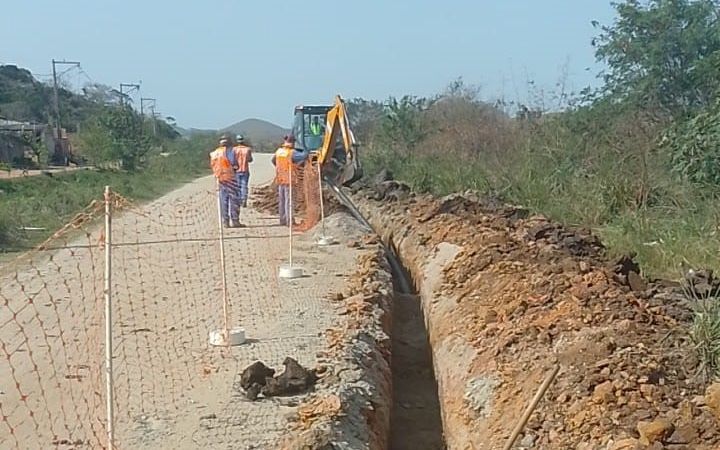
top-left (223, 219), bottom-right (230, 228)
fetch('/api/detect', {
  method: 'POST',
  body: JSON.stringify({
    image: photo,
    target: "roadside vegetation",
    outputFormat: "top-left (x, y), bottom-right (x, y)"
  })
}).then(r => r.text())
top-left (0, 64), bottom-right (219, 252)
top-left (351, 0), bottom-right (720, 280)
top-left (0, 134), bottom-right (213, 251)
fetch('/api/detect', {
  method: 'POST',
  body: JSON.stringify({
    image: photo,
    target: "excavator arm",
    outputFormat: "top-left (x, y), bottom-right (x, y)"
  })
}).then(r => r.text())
top-left (317, 96), bottom-right (353, 165)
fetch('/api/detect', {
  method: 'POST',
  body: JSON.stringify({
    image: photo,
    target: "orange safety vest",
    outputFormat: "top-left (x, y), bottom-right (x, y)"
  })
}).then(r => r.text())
top-left (274, 144), bottom-right (293, 185)
top-left (210, 146), bottom-right (236, 183)
top-left (233, 145), bottom-right (252, 173)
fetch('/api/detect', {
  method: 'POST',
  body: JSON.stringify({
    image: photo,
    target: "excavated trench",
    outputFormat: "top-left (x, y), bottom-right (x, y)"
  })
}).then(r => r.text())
top-left (388, 267), bottom-right (445, 449)
top-left (280, 180), bottom-right (720, 449)
top-left (327, 183), bottom-right (446, 449)
top-left (345, 181), bottom-right (720, 450)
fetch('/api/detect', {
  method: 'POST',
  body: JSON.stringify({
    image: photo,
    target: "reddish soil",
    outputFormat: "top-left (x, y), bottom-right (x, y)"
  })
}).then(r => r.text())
top-left (355, 180), bottom-right (720, 450)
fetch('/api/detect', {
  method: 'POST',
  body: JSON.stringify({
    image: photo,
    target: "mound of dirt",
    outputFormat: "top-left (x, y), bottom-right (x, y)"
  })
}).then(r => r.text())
top-left (238, 358), bottom-right (318, 401)
top-left (250, 183), bottom-right (279, 214)
top-left (354, 180), bottom-right (720, 449)
top-left (250, 183), bottom-right (346, 217)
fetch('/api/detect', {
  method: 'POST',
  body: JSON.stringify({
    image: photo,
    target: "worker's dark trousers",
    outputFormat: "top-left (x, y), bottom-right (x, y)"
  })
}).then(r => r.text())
top-left (236, 172), bottom-right (250, 206)
top-left (278, 184), bottom-right (291, 225)
top-left (219, 181), bottom-right (240, 222)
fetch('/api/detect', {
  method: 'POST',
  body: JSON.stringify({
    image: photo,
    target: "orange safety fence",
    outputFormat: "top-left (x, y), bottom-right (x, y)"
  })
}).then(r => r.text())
top-left (252, 158), bottom-right (343, 234)
top-left (1, 199), bottom-right (107, 448)
top-left (291, 159), bottom-right (322, 232)
top-left (0, 183), bottom-right (243, 449)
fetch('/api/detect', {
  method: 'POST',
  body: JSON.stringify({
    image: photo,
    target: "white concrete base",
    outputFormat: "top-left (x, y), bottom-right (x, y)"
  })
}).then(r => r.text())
top-left (209, 327), bottom-right (246, 346)
top-left (317, 235), bottom-right (336, 246)
top-left (279, 264), bottom-right (304, 279)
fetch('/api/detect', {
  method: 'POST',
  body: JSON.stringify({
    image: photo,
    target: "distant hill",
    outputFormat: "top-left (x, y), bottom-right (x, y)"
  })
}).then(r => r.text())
top-left (174, 126), bottom-right (216, 137)
top-left (222, 118), bottom-right (289, 148)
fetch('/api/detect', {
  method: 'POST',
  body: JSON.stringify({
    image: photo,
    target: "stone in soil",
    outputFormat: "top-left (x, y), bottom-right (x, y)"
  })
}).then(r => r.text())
top-left (240, 361), bottom-right (275, 391)
top-left (238, 358), bottom-right (318, 401)
top-left (637, 418), bottom-right (674, 445)
top-left (263, 357), bottom-right (318, 397)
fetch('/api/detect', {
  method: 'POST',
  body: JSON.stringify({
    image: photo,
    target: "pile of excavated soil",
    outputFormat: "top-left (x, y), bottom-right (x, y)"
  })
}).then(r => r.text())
top-left (354, 180), bottom-right (720, 450)
top-left (250, 182), bottom-right (282, 214)
top-left (251, 183), bottom-right (346, 217)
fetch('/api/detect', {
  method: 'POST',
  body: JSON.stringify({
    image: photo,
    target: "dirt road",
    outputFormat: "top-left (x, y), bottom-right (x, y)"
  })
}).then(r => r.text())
top-left (1, 154), bottom-right (364, 449)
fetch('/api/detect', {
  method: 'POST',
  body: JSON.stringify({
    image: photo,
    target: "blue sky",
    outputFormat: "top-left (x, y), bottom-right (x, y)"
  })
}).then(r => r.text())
top-left (1, 1), bottom-right (616, 129)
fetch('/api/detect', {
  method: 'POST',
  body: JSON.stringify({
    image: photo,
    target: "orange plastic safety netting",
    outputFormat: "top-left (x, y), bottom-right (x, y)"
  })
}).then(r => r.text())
top-left (251, 158), bottom-right (347, 235)
top-left (0, 182), bottom-right (245, 449)
top-left (1, 199), bottom-right (107, 448)
top-left (2, 164), bottom-right (359, 449)
top-left (292, 159), bottom-right (322, 232)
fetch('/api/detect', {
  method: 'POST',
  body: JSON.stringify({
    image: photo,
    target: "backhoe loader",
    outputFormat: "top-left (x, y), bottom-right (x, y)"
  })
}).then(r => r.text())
top-left (291, 95), bottom-right (362, 187)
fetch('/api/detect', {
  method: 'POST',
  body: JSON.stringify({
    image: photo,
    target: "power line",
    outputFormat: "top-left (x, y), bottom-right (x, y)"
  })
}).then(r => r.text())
top-left (51, 59), bottom-right (81, 165)
top-left (140, 97), bottom-right (156, 117)
top-left (57, 65), bottom-right (77, 78)
top-left (78, 68), bottom-right (95, 85)
top-left (119, 82), bottom-right (140, 106)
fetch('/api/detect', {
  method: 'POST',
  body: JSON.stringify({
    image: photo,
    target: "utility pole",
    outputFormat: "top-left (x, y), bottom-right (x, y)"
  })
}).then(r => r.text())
top-left (119, 83), bottom-right (140, 107)
top-left (150, 105), bottom-right (159, 136)
top-left (140, 97), bottom-right (156, 117)
top-left (51, 59), bottom-right (81, 166)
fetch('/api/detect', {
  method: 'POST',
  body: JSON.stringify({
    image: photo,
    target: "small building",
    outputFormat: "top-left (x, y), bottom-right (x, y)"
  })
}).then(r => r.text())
top-left (0, 116), bottom-right (72, 166)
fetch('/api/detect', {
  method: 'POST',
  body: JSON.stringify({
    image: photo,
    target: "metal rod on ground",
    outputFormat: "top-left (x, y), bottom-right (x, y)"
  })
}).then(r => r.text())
top-left (103, 186), bottom-right (115, 449)
top-left (317, 161), bottom-right (326, 237)
top-left (215, 179), bottom-right (230, 342)
top-left (502, 364), bottom-right (560, 450)
top-left (288, 163), bottom-right (293, 266)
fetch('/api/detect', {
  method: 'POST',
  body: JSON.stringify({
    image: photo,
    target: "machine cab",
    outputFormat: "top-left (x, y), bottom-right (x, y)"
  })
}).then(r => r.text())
top-left (292, 105), bottom-right (331, 153)
top-left (291, 98), bottom-right (363, 186)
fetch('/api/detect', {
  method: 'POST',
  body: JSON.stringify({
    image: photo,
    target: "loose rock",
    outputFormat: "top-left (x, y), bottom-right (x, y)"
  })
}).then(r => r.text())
top-left (637, 418), bottom-right (674, 445)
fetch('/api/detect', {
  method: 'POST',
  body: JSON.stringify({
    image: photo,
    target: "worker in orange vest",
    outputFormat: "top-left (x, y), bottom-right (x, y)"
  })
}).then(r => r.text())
top-left (271, 135), bottom-right (308, 226)
top-left (210, 135), bottom-right (244, 228)
top-left (233, 134), bottom-right (253, 208)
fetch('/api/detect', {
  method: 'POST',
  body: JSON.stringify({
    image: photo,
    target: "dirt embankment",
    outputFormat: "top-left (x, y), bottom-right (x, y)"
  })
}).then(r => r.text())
top-left (352, 176), bottom-right (720, 450)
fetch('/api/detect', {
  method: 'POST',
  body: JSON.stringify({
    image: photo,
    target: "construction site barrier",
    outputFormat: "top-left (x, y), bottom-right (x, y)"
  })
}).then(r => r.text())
top-left (0, 182), bottom-right (245, 449)
top-left (292, 158), bottom-right (322, 232)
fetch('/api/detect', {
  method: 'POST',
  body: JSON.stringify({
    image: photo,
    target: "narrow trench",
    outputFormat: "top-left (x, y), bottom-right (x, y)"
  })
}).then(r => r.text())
top-left (323, 184), bottom-right (445, 449)
top-left (388, 254), bottom-right (445, 450)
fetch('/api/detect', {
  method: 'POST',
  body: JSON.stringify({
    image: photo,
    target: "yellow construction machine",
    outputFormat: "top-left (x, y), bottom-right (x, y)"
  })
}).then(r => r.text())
top-left (291, 95), bottom-right (362, 187)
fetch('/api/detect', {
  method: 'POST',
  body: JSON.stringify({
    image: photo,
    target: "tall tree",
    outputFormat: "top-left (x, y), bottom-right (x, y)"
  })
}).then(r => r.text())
top-left (80, 105), bottom-right (152, 170)
top-left (594, 0), bottom-right (720, 116)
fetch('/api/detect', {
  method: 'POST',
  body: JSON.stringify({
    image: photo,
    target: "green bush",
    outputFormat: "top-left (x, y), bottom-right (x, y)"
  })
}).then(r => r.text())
top-left (691, 296), bottom-right (720, 380)
top-left (359, 82), bottom-right (720, 278)
top-left (353, 0), bottom-right (720, 279)
top-left (664, 99), bottom-right (720, 186)
top-left (78, 105), bottom-right (152, 170)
